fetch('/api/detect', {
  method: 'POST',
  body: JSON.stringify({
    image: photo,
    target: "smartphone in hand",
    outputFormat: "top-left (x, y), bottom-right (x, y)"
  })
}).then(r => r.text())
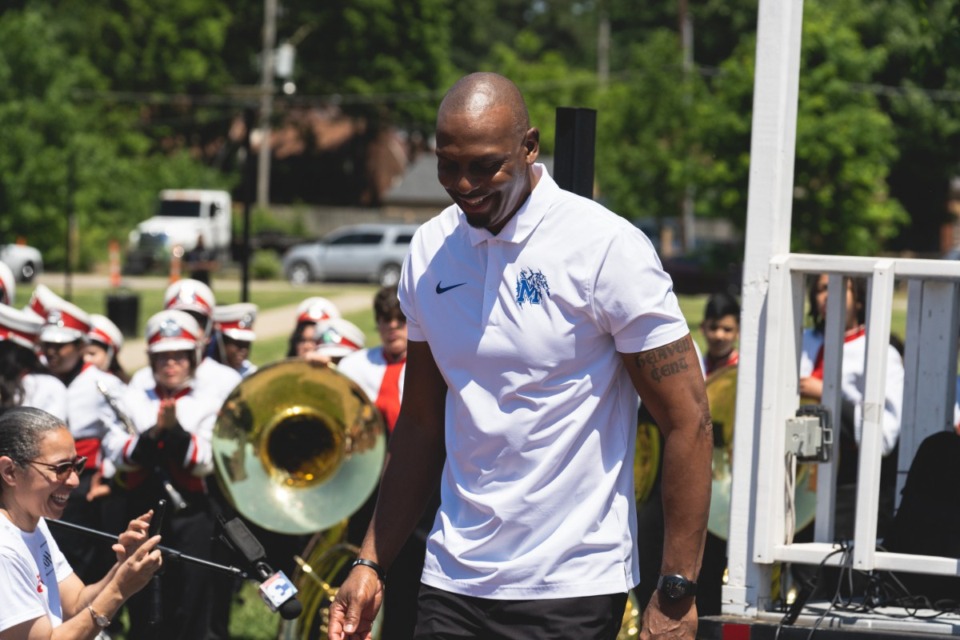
top-left (149, 499), bottom-right (167, 538)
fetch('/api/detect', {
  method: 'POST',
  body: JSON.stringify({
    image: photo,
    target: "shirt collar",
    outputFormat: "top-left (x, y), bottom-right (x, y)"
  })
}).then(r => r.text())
top-left (462, 163), bottom-right (557, 247)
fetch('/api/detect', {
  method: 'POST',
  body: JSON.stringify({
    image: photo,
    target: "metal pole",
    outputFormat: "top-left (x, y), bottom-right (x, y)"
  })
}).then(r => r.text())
top-left (257, 0), bottom-right (277, 208)
top-left (242, 108), bottom-right (256, 303)
top-left (553, 107), bottom-right (597, 200)
top-left (65, 152), bottom-right (75, 301)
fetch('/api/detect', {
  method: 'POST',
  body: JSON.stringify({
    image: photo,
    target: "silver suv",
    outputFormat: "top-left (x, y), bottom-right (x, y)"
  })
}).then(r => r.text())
top-left (281, 223), bottom-right (420, 286)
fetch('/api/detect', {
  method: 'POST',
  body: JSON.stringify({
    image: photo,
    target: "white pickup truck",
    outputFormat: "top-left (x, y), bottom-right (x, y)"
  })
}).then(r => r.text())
top-left (124, 189), bottom-right (232, 274)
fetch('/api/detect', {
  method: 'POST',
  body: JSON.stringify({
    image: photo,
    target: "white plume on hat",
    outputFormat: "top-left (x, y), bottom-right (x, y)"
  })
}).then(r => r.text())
top-left (313, 317), bottom-right (365, 359)
top-left (295, 297), bottom-right (341, 324)
top-left (0, 303), bottom-right (44, 350)
top-left (28, 284), bottom-right (93, 344)
top-left (0, 262), bottom-right (15, 306)
top-left (214, 302), bottom-right (258, 342)
top-left (145, 309), bottom-right (203, 354)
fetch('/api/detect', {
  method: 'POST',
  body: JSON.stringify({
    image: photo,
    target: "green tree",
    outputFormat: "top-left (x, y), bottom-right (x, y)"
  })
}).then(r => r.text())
top-left (858, 0), bottom-right (960, 252)
top-left (0, 6), bottom-right (230, 270)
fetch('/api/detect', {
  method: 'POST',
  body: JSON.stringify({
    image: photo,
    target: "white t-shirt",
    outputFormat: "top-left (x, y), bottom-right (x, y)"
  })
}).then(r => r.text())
top-left (399, 164), bottom-right (689, 599)
top-left (0, 516), bottom-right (73, 632)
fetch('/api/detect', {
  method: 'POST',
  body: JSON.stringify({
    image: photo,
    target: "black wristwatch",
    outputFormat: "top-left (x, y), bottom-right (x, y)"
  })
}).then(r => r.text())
top-left (657, 574), bottom-right (698, 600)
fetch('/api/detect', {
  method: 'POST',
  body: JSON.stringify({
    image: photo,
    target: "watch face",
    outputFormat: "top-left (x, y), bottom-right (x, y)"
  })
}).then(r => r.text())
top-left (658, 574), bottom-right (695, 599)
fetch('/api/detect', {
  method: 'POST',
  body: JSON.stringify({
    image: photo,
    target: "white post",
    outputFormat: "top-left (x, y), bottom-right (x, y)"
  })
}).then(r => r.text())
top-left (723, 0), bottom-right (805, 615)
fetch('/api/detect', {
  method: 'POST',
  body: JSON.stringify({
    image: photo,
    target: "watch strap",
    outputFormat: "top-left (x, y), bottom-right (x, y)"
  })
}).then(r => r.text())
top-left (88, 605), bottom-right (111, 628)
top-left (351, 557), bottom-right (386, 582)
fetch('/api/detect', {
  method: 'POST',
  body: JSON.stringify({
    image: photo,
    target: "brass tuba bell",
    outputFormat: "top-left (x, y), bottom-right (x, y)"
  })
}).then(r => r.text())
top-left (213, 359), bottom-right (386, 535)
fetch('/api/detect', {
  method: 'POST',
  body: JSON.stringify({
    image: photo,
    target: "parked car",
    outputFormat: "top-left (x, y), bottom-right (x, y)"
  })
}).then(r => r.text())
top-left (0, 243), bottom-right (43, 282)
top-left (660, 242), bottom-right (743, 296)
top-left (281, 223), bottom-right (420, 286)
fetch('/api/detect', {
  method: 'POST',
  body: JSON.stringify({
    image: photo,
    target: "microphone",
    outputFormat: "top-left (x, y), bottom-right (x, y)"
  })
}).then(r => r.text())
top-left (219, 516), bottom-right (302, 620)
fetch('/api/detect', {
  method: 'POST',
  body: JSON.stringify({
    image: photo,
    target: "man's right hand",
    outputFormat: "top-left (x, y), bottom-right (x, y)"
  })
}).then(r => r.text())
top-left (327, 567), bottom-right (384, 640)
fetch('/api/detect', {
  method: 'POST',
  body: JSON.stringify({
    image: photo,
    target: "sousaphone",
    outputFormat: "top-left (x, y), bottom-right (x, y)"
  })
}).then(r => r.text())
top-left (213, 359), bottom-right (386, 535)
top-left (706, 365), bottom-right (818, 539)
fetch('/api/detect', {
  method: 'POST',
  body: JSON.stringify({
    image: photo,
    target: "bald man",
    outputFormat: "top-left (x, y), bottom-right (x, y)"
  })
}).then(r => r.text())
top-left (329, 72), bottom-right (712, 640)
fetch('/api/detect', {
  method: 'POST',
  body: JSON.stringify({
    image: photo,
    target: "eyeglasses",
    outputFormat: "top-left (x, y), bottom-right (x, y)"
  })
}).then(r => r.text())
top-left (26, 456), bottom-right (87, 479)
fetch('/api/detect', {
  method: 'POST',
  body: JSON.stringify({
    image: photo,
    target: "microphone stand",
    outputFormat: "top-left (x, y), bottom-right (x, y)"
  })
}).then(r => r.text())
top-left (46, 518), bottom-right (250, 579)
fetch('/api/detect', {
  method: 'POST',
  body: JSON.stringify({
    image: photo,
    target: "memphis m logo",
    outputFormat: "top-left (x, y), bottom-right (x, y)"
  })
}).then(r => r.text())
top-left (515, 268), bottom-right (550, 307)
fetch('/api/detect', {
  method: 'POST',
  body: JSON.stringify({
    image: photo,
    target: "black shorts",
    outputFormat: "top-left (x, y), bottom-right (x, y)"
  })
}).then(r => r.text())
top-left (413, 584), bottom-right (628, 640)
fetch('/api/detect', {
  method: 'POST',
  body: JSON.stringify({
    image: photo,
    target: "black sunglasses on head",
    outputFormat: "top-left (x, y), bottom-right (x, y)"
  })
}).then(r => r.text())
top-left (26, 456), bottom-right (87, 479)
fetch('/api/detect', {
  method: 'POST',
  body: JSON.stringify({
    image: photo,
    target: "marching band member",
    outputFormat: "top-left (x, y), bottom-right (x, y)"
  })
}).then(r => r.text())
top-left (699, 292), bottom-right (740, 379)
top-left (28, 286), bottom-right (129, 584)
top-left (311, 317), bottom-right (365, 366)
top-left (287, 296), bottom-right (341, 361)
top-left (105, 310), bottom-right (220, 640)
top-left (84, 314), bottom-right (129, 384)
top-left (338, 286), bottom-right (406, 434)
top-left (211, 302), bottom-right (258, 378)
top-left (128, 279), bottom-right (242, 402)
top-left (0, 304), bottom-right (67, 420)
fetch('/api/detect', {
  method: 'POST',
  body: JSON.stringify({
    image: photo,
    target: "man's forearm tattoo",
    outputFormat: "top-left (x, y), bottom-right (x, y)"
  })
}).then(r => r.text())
top-left (635, 339), bottom-right (691, 384)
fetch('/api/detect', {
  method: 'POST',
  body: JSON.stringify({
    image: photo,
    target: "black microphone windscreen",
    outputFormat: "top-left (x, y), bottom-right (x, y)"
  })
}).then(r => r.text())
top-left (222, 517), bottom-right (266, 563)
top-left (279, 597), bottom-right (303, 620)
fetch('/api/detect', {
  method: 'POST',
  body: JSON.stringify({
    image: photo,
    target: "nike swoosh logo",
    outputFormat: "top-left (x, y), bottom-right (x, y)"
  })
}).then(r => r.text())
top-left (435, 281), bottom-right (467, 294)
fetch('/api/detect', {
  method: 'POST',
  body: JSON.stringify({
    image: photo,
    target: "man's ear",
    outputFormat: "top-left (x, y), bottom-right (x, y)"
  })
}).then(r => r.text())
top-left (524, 128), bottom-right (540, 164)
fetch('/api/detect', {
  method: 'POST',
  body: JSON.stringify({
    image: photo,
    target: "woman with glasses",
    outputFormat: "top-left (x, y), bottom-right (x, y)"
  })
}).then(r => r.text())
top-left (104, 309), bottom-right (222, 639)
top-left (0, 406), bottom-right (162, 639)
top-left (28, 286), bottom-right (131, 587)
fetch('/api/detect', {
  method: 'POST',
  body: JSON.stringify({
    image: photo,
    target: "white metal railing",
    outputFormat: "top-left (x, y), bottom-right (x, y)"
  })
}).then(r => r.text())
top-left (744, 253), bottom-right (960, 597)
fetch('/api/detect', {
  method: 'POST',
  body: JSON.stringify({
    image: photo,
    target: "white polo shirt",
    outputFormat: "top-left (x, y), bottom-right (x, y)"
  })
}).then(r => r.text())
top-left (399, 164), bottom-right (689, 599)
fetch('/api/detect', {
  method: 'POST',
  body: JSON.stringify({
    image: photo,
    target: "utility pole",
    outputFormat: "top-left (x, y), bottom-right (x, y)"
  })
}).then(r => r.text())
top-left (597, 5), bottom-right (610, 88)
top-left (257, 0), bottom-right (277, 208)
top-left (679, 0), bottom-right (696, 252)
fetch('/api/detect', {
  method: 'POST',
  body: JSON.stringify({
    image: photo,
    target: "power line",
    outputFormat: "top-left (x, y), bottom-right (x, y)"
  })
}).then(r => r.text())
top-left (69, 70), bottom-right (960, 111)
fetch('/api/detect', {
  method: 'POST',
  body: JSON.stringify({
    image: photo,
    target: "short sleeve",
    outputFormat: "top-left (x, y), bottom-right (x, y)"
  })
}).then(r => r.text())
top-left (592, 228), bottom-right (689, 354)
top-left (0, 550), bottom-right (47, 631)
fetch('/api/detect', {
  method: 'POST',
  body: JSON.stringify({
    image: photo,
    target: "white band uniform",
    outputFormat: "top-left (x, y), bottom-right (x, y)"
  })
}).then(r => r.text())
top-left (399, 164), bottom-right (689, 599)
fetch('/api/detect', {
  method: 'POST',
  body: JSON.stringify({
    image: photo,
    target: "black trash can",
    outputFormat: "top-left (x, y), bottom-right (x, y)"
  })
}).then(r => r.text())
top-left (105, 291), bottom-right (140, 338)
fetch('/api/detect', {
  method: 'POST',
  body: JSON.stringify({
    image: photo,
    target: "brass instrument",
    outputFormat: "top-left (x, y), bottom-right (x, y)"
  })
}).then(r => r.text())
top-left (705, 365), bottom-right (818, 539)
top-left (213, 360), bottom-right (386, 638)
top-left (212, 359), bottom-right (386, 535)
top-left (634, 416), bottom-right (661, 506)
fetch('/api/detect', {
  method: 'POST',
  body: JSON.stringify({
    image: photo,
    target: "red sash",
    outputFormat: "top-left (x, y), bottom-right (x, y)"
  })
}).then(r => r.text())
top-left (811, 326), bottom-right (866, 380)
top-left (376, 359), bottom-right (405, 434)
